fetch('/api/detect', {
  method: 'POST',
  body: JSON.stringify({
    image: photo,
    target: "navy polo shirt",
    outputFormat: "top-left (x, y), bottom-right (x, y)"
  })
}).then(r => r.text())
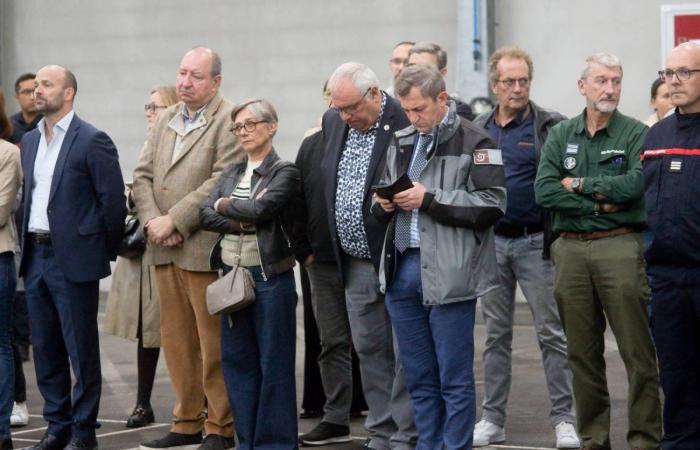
top-left (484, 108), bottom-right (543, 228)
top-left (10, 112), bottom-right (41, 147)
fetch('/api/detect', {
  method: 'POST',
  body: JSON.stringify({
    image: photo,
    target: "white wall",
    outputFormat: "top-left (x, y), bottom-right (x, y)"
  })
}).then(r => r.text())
top-left (0, 0), bottom-right (459, 178)
top-left (492, 0), bottom-right (700, 120)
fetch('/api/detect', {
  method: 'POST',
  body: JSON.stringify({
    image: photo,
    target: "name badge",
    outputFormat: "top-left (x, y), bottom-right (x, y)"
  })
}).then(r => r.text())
top-left (566, 144), bottom-right (579, 154)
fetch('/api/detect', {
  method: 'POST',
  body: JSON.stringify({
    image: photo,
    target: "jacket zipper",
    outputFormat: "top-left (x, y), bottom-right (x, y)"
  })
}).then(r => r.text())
top-left (440, 160), bottom-right (445, 189)
top-left (254, 235), bottom-right (268, 281)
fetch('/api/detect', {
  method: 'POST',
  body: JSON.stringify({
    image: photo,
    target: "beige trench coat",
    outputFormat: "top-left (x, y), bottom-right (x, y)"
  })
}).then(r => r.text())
top-left (104, 254), bottom-right (161, 347)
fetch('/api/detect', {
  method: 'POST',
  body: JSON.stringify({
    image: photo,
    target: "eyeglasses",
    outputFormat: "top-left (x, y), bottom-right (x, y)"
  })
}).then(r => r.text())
top-left (231, 120), bottom-right (268, 135)
top-left (496, 78), bottom-right (530, 88)
top-left (18, 89), bottom-right (34, 96)
top-left (144, 103), bottom-right (167, 113)
top-left (330, 88), bottom-right (371, 115)
top-left (658, 68), bottom-right (700, 82)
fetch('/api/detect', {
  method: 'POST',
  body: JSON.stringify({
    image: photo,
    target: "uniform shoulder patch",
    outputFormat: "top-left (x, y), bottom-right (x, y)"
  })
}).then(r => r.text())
top-left (473, 148), bottom-right (503, 165)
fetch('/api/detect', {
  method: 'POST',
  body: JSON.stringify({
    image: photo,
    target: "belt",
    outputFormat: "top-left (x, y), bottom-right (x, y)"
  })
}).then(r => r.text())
top-left (495, 223), bottom-right (544, 238)
top-left (559, 226), bottom-right (638, 241)
top-left (27, 232), bottom-right (52, 245)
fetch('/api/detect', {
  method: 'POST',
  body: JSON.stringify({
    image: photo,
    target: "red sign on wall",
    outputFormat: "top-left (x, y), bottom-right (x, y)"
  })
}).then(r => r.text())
top-left (674, 14), bottom-right (700, 45)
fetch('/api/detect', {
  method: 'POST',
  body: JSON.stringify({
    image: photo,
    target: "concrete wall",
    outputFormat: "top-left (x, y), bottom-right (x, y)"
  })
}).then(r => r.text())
top-left (0, 0), bottom-right (459, 177)
top-left (492, 0), bottom-right (700, 119)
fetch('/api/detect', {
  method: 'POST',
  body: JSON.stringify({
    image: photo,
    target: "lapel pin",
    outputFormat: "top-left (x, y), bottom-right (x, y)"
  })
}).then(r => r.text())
top-left (383, 124), bottom-right (390, 131)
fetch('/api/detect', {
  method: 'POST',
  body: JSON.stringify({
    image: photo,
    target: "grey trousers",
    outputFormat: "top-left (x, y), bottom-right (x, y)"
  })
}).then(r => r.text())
top-left (306, 261), bottom-right (353, 426)
top-left (343, 255), bottom-right (416, 450)
top-left (479, 233), bottom-right (575, 427)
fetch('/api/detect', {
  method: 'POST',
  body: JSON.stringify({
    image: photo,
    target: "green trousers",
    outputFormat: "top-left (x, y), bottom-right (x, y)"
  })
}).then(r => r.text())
top-left (551, 232), bottom-right (661, 450)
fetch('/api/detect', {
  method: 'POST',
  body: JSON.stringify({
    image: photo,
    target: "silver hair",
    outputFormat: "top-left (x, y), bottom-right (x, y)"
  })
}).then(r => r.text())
top-left (580, 53), bottom-right (623, 80)
top-left (231, 98), bottom-right (278, 124)
top-left (394, 64), bottom-right (446, 99)
top-left (328, 62), bottom-right (380, 93)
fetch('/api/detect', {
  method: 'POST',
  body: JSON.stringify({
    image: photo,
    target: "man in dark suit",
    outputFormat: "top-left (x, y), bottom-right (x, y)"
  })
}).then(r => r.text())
top-left (314, 62), bottom-right (416, 450)
top-left (19, 65), bottom-right (126, 450)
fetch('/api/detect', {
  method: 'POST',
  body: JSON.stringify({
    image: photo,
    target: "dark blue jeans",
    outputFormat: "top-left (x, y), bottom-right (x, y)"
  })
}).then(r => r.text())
top-left (385, 249), bottom-right (476, 450)
top-left (24, 241), bottom-right (101, 442)
top-left (0, 252), bottom-right (16, 439)
top-left (220, 267), bottom-right (298, 450)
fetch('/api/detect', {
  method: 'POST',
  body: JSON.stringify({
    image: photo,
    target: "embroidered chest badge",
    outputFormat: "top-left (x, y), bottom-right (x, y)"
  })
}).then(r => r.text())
top-left (669, 159), bottom-right (682, 172)
top-left (566, 143), bottom-right (579, 154)
top-left (563, 156), bottom-right (577, 170)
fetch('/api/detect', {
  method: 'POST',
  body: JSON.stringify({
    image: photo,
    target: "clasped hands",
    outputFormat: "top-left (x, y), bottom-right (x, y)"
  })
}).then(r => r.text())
top-left (560, 177), bottom-right (626, 214)
top-left (374, 182), bottom-right (426, 213)
top-left (145, 214), bottom-right (183, 247)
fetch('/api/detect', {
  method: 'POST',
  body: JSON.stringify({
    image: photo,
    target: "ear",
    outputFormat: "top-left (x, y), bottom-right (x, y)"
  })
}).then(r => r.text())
top-left (490, 81), bottom-right (498, 96)
top-left (437, 90), bottom-right (449, 106)
top-left (440, 67), bottom-right (448, 77)
top-left (577, 79), bottom-right (586, 96)
top-left (64, 87), bottom-right (76, 102)
top-left (267, 121), bottom-right (278, 136)
top-left (212, 74), bottom-right (222, 90)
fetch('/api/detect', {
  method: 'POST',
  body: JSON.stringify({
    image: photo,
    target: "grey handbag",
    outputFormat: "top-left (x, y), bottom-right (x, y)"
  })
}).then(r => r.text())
top-left (206, 232), bottom-right (256, 316)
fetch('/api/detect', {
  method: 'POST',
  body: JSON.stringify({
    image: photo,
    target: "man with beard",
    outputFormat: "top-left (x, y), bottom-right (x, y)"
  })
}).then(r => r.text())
top-left (534, 53), bottom-right (662, 450)
top-left (19, 65), bottom-right (126, 450)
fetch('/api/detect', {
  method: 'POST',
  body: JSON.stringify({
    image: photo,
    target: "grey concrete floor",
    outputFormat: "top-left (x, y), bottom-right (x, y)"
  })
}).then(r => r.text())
top-left (12, 292), bottom-right (640, 450)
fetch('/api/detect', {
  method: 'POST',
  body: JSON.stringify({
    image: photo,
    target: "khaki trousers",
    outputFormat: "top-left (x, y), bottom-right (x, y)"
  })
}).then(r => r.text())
top-left (551, 233), bottom-right (661, 450)
top-left (155, 264), bottom-right (233, 437)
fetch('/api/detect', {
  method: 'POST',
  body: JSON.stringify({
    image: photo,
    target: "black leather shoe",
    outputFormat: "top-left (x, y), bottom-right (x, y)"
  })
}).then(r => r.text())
top-left (126, 405), bottom-right (155, 428)
top-left (63, 437), bottom-right (98, 450)
top-left (28, 434), bottom-right (68, 450)
top-left (1, 437), bottom-right (13, 450)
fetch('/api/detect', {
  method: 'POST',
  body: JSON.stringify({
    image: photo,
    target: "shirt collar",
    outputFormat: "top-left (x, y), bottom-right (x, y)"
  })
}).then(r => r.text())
top-left (492, 104), bottom-right (531, 128)
top-left (37, 110), bottom-right (75, 137)
top-left (181, 102), bottom-right (209, 124)
top-left (574, 108), bottom-right (619, 137)
top-left (364, 92), bottom-right (388, 133)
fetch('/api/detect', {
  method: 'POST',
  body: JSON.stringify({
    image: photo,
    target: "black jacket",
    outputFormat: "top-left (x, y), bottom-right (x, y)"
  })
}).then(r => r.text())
top-left (473, 100), bottom-right (565, 259)
top-left (292, 130), bottom-right (336, 264)
top-left (321, 93), bottom-right (410, 276)
top-left (199, 149), bottom-right (300, 278)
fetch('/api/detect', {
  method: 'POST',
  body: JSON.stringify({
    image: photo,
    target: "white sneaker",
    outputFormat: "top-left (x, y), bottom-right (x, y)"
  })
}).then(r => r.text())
top-left (555, 421), bottom-right (580, 449)
top-left (10, 402), bottom-right (29, 427)
top-left (472, 419), bottom-right (505, 447)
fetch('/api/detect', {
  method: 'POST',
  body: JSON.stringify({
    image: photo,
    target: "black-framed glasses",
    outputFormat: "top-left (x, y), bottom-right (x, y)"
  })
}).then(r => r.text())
top-left (658, 68), bottom-right (700, 82)
top-left (496, 78), bottom-right (530, 88)
top-left (330, 88), bottom-right (371, 115)
top-left (144, 103), bottom-right (167, 113)
top-left (231, 120), bottom-right (268, 135)
top-left (18, 89), bottom-right (34, 96)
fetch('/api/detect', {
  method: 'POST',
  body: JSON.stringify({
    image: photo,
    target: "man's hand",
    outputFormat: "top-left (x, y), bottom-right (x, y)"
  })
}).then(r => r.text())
top-left (304, 254), bottom-right (315, 267)
top-left (145, 214), bottom-right (177, 245)
top-left (393, 182), bottom-right (427, 211)
top-left (373, 192), bottom-right (396, 213)
top-left (561, 177), bottom-right (578, 193)
top-left (599, 203), bottom-right (628, 214)
top-left (161, 230), bottom-right (184, 247)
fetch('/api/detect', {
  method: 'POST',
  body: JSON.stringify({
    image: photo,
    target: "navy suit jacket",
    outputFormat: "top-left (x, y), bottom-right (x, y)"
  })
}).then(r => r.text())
top-left (321, 93), bottom-right (410, 276)
top-left (19, 114), bottom-right (127, 283)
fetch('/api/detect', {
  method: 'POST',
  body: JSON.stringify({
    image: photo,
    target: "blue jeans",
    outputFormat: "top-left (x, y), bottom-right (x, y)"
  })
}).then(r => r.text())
top-left (385, 249), bottom-right (476, 450)
top-left (220, 267), bottom-right (298, 450)
top-left (0, 252), bottom-right (16, 439)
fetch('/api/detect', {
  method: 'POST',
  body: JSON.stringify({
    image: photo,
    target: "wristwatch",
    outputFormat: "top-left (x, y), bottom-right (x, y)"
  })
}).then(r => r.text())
top-left (571, 177), bottom-right (582, 192)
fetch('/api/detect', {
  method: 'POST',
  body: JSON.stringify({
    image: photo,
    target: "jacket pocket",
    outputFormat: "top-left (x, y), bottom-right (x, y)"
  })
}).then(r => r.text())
top-left (78, 222), bottom-right (104, 235)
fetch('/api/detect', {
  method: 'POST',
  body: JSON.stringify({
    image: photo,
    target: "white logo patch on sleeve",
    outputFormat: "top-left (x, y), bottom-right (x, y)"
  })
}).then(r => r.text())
top-left (473, 149), bottom-right (503, 165)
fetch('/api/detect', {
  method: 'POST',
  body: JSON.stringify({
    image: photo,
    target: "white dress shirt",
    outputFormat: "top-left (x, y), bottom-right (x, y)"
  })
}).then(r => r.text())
top-left (28, 110), bottom-right (75, 232)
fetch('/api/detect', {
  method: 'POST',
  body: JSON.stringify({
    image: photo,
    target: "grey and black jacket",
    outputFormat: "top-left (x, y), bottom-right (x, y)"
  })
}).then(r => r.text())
top-left (473, 100), bottom-right (565, 259)
top-left (372, 101), bottom-right (507, 305)
top-left (199, 149), bottom-right (300, 279)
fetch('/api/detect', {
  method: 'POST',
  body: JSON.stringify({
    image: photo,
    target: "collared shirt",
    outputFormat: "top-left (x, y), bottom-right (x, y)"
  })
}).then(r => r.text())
top-left (484, 106), bottom-right (542, 230)
top-left (403, 110), bottom-right (448, 248)
top-left (28, 110), bottom-right (75, 232)
top-left (534, 108), bottom-right (647, 233)
top-left (335, 93), bottom-right (387, 259)
top-left (168, 103), bottom-right (209, 164)
top-left (10, 112), bottom-right (42, 146)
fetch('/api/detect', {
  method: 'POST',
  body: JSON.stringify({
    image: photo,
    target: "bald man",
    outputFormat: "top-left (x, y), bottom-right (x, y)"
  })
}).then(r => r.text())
top-left (19, 65), bottom-right (126, 450)
top-left (643, 42), bottom-right (700, 449)
top-left (133, 47), bottom-right (240, 450)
